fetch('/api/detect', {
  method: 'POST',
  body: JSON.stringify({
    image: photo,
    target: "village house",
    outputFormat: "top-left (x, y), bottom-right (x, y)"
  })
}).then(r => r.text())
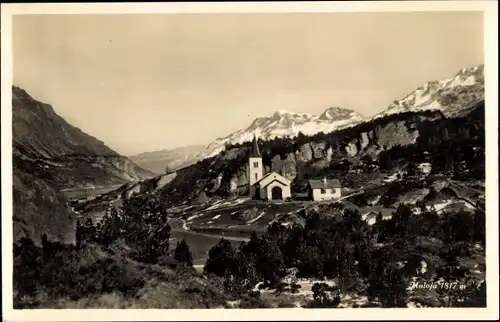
top-left (307, 177), bottom-right (342, 201)
top-left (248, 134), bottom-right (292, 200)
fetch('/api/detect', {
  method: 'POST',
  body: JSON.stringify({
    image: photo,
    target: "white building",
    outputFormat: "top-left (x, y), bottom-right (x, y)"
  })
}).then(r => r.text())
top-left (307, 177), bottom-right (342, 201)
top-left (248, 134), bottom-right (292, 201)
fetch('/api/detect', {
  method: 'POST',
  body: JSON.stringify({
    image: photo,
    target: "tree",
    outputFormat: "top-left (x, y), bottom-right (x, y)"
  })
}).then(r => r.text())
top-left (473, 207), bottom-right (485, 246)
top-left (379, 152), bottom-right (393, 171)
top-left (406, 163), bottom-right (418, 177)
top-left (367, 263), bottom-right (408, 307)
top-left (98, 211), bottom-right (122, 247)
top-left (255, 237), bottom-right (286, 286)
top-left (174, 239), bottom-right (193, 266)
top-left (80, 218), bottom-right (96, 245)
top-left (75, 220), bottom-right (83, 249)
top-left (204, 238), bottom-right (237, 277)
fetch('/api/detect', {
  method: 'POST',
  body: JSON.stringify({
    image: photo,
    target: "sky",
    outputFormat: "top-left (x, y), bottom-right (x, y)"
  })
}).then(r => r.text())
top-left (13, 12), bottom-right (484, 156)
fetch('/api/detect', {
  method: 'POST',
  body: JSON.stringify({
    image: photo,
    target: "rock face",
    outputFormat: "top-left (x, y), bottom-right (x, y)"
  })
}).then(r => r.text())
top-left (281, 153), bottom-right (297, 180)
top-left (13, 162), bottom-right (76, 245)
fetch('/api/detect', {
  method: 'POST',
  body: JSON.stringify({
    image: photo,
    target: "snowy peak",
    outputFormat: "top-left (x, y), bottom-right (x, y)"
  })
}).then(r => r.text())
top-left (199, 106), bottom-right (365, 160)
top-left (375, 64), bottom-right (484, 119)
top-left (319, 106), bottom-right (362, 121)
top-left (274, 109), bottom-right (312, 117)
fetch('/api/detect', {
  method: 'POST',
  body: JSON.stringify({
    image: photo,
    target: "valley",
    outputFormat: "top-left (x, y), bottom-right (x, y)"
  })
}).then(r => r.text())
top-left (11, 63), bottom-right (487, 309)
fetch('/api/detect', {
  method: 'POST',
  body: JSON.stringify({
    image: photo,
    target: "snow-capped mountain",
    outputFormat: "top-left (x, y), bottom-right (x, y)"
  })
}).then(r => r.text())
top-left (374, 64), bottom-right (484, 119)
top-left (199, 107), bottom-right (366, 160)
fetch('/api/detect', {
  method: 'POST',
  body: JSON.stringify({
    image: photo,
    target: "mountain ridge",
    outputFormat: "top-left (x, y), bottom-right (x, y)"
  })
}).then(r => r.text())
top-left (198, 106), bottom-right (366, 160)
top-left (374, 64), bottom-right (484, 119)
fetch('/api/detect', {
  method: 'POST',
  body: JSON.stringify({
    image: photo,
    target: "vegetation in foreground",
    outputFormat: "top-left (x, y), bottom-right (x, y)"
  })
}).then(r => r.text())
top-left (14, 188), bottom-right (486, 308)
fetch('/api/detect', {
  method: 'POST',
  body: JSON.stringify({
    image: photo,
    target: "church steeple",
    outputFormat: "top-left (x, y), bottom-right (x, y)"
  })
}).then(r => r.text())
top-left (250, 133), bottom-right (261, 157)
top-left (248, 133), bottom-right (263, 197)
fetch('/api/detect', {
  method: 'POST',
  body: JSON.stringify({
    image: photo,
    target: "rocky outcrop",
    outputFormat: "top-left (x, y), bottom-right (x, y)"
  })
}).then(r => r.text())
top-left (295, 143), bottom-right (313, 162)
top-left (375, 121), bottom-right (420, 151)
top-left (344, 119), bottom-right (422, 157)
top-left (281, 153), bottom-right (297, 180)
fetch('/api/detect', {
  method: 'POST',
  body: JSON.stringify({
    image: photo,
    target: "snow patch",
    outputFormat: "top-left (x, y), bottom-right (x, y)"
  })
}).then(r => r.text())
top-left (246, 211), bottom-right (266, 225)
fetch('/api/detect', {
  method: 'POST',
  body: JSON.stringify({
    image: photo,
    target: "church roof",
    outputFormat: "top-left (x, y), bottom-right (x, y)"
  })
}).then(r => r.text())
top-left (254, 171), bottom-right (291, 188)
top-left (308, 178), bottom-right (341, 189)
top-left (249, 134), bottom-right (261, 157)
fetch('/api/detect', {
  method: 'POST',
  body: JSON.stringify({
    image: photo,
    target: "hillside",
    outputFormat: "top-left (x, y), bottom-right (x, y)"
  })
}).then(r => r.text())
top-left (129, 145), bottom-right (206, 174)
top-left (12, 86), bottom-right (154, 189)
top-left (12, 86), bottom-right (155, 244)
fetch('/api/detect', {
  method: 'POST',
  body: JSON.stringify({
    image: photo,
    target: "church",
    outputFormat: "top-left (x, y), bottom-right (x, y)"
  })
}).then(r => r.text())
top-left (248, 134), bottom-right (292, 201)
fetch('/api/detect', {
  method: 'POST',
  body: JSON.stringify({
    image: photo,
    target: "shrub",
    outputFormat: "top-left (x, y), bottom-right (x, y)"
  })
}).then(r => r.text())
top-left (174, 239), bottom-right (193, 266)
top-left (308, 283), bottom-right (341, 308)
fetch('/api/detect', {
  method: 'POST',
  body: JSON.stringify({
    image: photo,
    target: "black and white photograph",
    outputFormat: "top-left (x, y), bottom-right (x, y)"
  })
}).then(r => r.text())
top-left (1, 1), bottom-right (498, 321)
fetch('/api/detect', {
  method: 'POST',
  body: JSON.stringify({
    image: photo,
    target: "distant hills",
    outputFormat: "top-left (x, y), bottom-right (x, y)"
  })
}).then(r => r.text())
top-left (129, 145), bottom-right (206, 174)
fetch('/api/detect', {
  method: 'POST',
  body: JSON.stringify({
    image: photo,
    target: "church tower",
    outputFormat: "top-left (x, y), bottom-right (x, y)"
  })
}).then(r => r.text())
top-left (248, 134), bottom-right (263, 197)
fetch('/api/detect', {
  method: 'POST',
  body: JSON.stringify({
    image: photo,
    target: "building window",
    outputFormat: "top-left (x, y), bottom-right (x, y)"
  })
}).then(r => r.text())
top-left (320, 189), bottom-right (326, 194)
top-left (332, 188), bottom-right (336, 193)
top-left (253, 162), bottom-right (259, 168)
top-left (255, 173), bottom-right (258, 180)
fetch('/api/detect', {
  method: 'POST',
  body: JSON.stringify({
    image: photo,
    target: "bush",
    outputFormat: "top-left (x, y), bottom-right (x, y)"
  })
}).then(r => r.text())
top-left (308, 283), bottom-right (341, 308)
top-left (13, 237), bottom-right (146, 308)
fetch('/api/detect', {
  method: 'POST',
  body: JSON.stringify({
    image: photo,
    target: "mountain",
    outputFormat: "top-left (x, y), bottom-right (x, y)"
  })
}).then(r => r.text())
top-left (153, 100), bottom-right (484, 209)
top-left (199, 107), bottom-right (366, 160)
top-left (12, 86), bottom-right (154, 189)
top-left (374, 64), bottom-right (484, 119)
top-left (129, 145), bottom-right (206, 174)
top-left (12, 86), bottom-right (155, 244)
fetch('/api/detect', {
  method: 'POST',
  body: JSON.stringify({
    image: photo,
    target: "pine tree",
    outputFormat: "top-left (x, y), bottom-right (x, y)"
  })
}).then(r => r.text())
top-left (76, 219), bottom-right (82, 249)
top-left (81, 218), bottom-right (96, 244)
top-left (255, 236), bottom-right (286, 286)
top-left (379, 152), bottom-right (393, 170)
top-left (174, 239), bottom-right (193, 266)
top-left (204, 238), bottom-right (237, 277)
